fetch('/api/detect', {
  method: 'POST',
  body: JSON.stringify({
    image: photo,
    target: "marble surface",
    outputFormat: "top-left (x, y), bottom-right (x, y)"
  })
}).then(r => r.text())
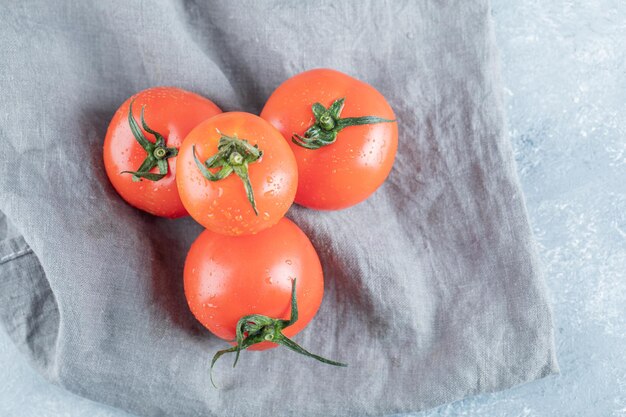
top-left (1, 1), bottom-right (624, 416)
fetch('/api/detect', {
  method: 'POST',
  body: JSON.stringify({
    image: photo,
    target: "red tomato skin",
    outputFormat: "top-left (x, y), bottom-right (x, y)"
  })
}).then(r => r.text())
top-left (176, 112), bottom-right (298, 236)
top-left (103, 87), bottom-right (222, 218)
top-left (260, 68), bottom-right (398, 210)
top-left (184, 218), bottom-right (324, 351)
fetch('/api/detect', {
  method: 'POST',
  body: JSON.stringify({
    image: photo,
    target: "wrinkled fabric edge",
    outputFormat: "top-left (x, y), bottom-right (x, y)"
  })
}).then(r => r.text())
top-left (0, 210), bottom-right (60, 382)
top-left (486, 1), bottom-right (560, 376)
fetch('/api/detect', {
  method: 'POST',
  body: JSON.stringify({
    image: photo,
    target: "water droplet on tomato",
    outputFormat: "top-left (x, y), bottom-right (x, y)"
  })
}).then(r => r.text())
top-left (285, 259), bottom-right (292, 265)
top-left (266, 176), bottom-right (274, 183)
top-left (217, 187), bottom-right (224, 197)
top-left (263, 212), bottom-right (270, 220)
top-left (264, 190), bottom-right (275, 197)
top-left (235, 214), bottom-right (243, 221)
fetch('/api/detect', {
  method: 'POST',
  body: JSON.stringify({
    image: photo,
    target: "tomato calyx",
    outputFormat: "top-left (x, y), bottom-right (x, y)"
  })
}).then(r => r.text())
top-left (120, 100), bottom-right (179, 182)
top-left (292, 98), bottom-right (396, 150)
top-left (192, 130), bottom-right (263, 215)
top-left (209, 278), bottom-right (346, 387)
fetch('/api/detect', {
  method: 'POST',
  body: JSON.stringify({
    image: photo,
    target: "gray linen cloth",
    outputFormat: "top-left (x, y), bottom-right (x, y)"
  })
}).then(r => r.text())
top-left (0, 1), bottom-right (558, 416)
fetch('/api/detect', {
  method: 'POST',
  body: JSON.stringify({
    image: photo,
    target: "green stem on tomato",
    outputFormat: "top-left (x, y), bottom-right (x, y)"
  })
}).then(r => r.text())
top-left (120, 100), bottom-right (178, 182)
top-left (210, 278), bottom-right (347, 388)
top-left (193, 130), bottom-right (262, 215)
top-left (292, 97), bottom-right (396, 150)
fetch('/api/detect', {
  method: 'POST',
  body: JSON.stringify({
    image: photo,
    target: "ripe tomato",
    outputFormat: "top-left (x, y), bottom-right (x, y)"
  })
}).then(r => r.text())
top-left (103, 87), bottom-right (221, 218)
top-left (184, 218), bottom-right (345, 383)
top-left (260, 68), bottom-right (398, 210)
top-left (176, 112), bottom-right (297, 236)
top-left (184, 218), bottom-right (323, 349)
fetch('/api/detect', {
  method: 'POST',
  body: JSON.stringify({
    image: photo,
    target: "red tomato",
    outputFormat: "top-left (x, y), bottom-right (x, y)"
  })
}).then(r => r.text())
top-left (184, 217), bottom-right (323, 350)
top-left (260, 68), bottom-right (398, 210)
top-left (103, 87), bottom-right (221, 218)
top-left (176, 112), bottom-right (297, 236)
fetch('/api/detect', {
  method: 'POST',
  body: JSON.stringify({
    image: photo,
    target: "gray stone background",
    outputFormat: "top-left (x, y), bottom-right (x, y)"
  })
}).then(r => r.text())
top-left (1, 1), bottom-right (624, 416)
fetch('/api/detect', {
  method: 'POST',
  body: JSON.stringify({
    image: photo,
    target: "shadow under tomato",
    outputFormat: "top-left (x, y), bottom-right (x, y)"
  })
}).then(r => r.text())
top-left (144, 215), bottom-right (212, 338)
top-left (286, 207), bottom-right (392, 340)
